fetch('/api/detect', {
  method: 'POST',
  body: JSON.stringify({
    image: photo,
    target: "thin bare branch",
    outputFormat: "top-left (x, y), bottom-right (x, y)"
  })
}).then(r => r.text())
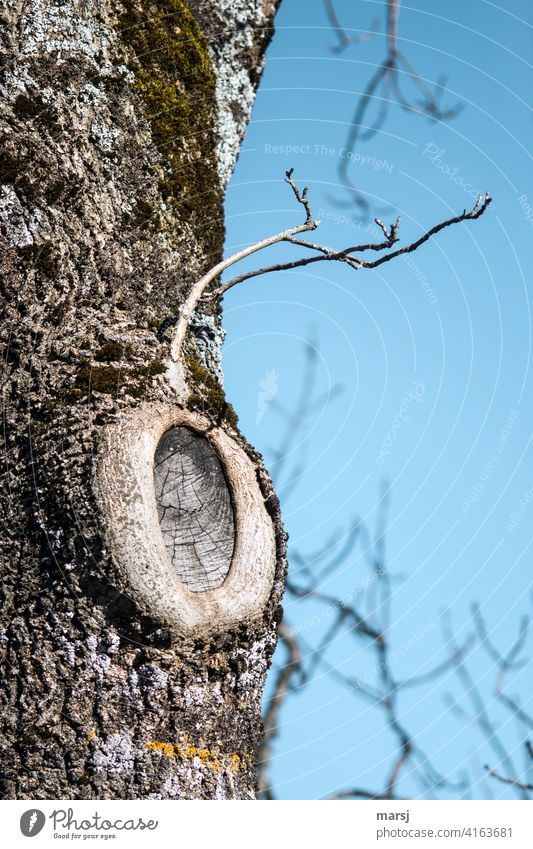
top-left (472, 604), bottom-right (533, 731)
top-left (398, 636), bottom-right (474, 692)
top-left (484, 767), bottom-right (533, 792)
top-left (474, 603), bottom-right (529, 670)
top-left (206, 181), bottom-right (491, 302)
top-left (285, 167), bottom-right (313, 224)
top-left (443, 612), bottom-right (529, 800)
top-left (324, 0), bottom-right (377, 54)
top-left (360, 194), bottom-right (492, 270)
top-left (385, 738), bottom-right (412, 798)
top-left (325, 787), bottom-right (397, 800)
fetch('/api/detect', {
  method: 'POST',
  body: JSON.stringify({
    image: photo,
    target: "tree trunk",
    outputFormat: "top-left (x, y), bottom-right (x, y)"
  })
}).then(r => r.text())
top-left (0, 0), bottom-right (284, 800)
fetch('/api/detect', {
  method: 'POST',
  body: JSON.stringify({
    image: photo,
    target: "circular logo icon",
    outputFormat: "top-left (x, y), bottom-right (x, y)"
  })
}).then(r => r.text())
top-left (20, 809), bottom-right (46, 837)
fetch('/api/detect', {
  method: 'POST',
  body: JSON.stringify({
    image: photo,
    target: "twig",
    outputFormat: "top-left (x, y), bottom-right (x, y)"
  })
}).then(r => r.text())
top-left (360, 194), bottom-right (492, 270)
top-left (443, 612), bottom-right (529, 800)
top-left (205, 188), bottom-right (490, 301)
top-left (324, 0), bottom-right (377, 54)
top-left (326, 787), bottom-right (398, 800)
top-left (484, 767), bottom-right (533, 792)
top-left (473, 604), bottom-right (533, 730)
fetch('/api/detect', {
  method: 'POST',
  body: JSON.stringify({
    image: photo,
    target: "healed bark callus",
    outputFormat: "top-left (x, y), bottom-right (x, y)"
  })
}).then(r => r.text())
top-left (96, 404), bottom-right (276, 637)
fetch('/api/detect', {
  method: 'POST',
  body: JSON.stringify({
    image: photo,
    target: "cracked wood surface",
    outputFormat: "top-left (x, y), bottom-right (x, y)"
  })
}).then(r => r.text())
top-left (154, 426), bottom-right (234, 592)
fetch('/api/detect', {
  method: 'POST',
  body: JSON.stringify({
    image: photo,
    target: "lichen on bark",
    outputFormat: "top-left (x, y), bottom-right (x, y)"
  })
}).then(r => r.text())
top-left (117, 0), bottom-right (225, 260)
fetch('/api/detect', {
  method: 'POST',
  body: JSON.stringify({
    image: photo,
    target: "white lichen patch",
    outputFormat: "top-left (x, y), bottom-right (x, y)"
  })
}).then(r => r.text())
top-left (136, 663), bottom-right (168, 690)
top-left (233, 631), bottom-right (275, 695)
top-left (79, 83), bottom-right (108, 107)
top-left (125, 668), bottom-right (140, 693)
top-left (92, 733), bottom-right (135, 775)
top-left (58, 636), bottom-right (77, 667)
top-left (20, 0), bottom-right (112, 66)
top-left (90, 122), bottom-right (121, 153)
top-left (189, 312), bottom-right (226, 385)
top-left (106, 632), bottom-right (121, 654)
top-left (85, 634), bottom-right (120, 677)
top-left (183, 684), bottom-right (206, 707)
top-left (0, 67), bottom-right (39, 98)
top-left (208, 0), bottom-right (270, 187)
top-left (28, 207), bottom-right (48, 242)
top-left (162, 776), bottom-right (182, 797)
top-left (0, 186), bottom-right (33, 247)
top-left (215, 772), bottom-right (228, 800)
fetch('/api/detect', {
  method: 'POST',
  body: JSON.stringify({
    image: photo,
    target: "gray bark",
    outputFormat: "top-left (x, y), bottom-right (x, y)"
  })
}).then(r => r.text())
top-left (0, 0), bottom-right (284, 800)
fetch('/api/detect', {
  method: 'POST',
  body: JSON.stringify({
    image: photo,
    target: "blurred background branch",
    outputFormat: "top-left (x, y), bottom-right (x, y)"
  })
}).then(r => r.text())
top-left (324, 0), bottom-right (463, 210)
top-left (257, 338), bottom-right (532, 801)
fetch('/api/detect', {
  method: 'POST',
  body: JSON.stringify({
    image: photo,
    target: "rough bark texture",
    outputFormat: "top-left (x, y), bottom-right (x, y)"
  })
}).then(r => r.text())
top-left (0, 0), bottom-right (284, 800)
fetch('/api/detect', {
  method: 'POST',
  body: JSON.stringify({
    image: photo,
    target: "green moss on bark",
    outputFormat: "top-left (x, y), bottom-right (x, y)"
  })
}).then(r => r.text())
top-left (117, 0), bottom-right (224, 259)
top-left (94, 341), bottom-right (127, 363)
top-left (185, 354), bottom-right (238, 429)
top-left (73, 360), bottom-right (165, 398)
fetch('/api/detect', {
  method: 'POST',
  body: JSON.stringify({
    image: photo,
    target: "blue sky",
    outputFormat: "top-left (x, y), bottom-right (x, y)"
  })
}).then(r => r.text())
top-left (221, 0), bottom-right (533, 799)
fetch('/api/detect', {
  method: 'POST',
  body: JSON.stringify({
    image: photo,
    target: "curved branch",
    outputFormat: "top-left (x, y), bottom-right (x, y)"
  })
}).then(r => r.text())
top-left (168, 169), bottom-right (319, 363)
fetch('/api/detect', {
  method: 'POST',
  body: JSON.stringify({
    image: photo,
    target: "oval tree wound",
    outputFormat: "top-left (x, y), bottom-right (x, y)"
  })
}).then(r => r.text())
top-left (96, 404), bottom-right (276, 637)
top-left (154, 427), bottom-right (234, 592)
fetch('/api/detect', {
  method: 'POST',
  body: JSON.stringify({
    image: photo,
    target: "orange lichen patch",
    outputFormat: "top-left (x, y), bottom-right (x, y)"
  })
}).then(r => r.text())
top-left (147, 740), bottom-right (177, 759)
top-left (86, 730), bottom-right (97, 742)
top-left (146, 736), bottom-right (248, 774)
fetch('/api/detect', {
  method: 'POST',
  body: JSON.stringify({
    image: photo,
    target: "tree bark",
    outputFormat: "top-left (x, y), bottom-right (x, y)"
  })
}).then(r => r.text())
top-left (0, 0), bottom-right (284, 800)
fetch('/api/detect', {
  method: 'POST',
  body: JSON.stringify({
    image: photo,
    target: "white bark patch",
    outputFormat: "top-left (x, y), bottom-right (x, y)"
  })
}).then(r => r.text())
top-left (20, 0), bottom-right (112, 64)
top-left (96, 405), bottom-right (276, 637)
top-left (154, 427), bottom-right (234, 592)
top-left (90, 122), bottom-right (120, 153)
top-left (207, 0), bottom-right (270, 187)
top-left (136, 662), bottom-right (168, 690)
top-left (0, 186), bottom-right (33, 247)
top-left (92, 733), bottom-right (134, 775)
